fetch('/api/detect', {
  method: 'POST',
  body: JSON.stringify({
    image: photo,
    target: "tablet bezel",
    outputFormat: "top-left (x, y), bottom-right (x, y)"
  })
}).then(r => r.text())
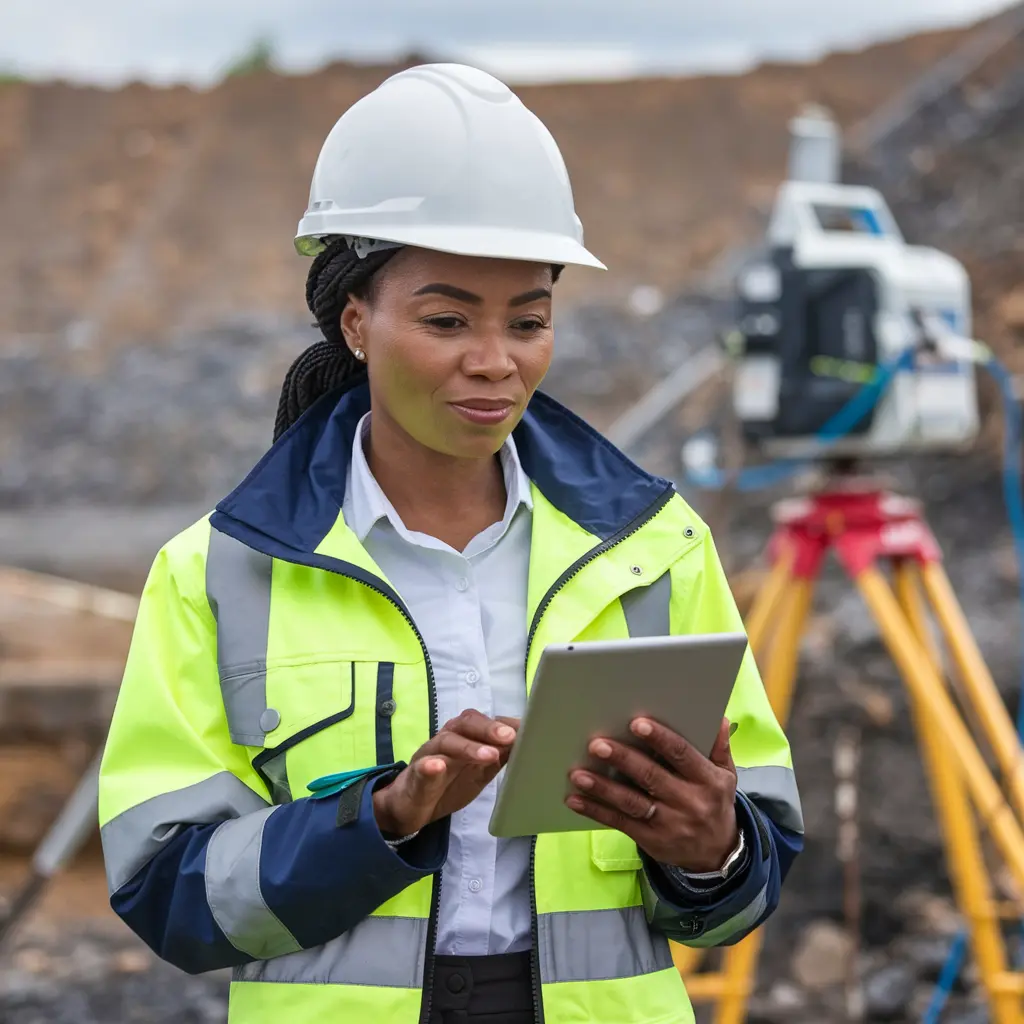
top-left (488, 631), bottom-right (749, 838)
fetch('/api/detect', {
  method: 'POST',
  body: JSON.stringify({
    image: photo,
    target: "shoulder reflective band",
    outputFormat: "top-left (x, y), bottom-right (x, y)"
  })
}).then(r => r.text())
top-left (206, 528), bottom-right (274, 746)
top-left (621, 569), bottom-right (671, 638)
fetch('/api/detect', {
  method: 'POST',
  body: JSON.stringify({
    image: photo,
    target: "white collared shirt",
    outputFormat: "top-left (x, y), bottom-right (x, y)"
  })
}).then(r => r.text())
top-left (342, 412), bottom-right (534, 955)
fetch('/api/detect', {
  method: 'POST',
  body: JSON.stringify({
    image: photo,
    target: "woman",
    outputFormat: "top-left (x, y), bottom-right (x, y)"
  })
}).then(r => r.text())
top-left (99, 63), bottom-right (802, 1024)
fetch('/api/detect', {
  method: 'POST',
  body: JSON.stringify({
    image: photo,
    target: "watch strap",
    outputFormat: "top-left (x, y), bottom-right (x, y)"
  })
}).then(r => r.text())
top-left (677, 825), bottom-right (747, 882)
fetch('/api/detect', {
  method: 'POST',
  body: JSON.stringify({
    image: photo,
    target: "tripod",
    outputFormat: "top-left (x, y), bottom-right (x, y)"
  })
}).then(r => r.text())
top-left (673, 475), bottom-right (1024, 1023)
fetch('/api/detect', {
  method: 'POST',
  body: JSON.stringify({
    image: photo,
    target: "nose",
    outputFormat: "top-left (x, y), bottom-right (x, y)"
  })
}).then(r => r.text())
top-left (461, 328), bottom-right (515, 381)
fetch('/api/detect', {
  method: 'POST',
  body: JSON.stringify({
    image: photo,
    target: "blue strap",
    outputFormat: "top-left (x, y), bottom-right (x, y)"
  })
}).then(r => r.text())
top-left (306, 762), bottom-right (403, 801)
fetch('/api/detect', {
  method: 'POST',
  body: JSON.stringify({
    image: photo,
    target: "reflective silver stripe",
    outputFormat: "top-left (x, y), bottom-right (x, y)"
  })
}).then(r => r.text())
top-left (205, 805), bottom-right (302, 960)
top-left (737, 764), bottom-right (804, 834)
top-left (206, 528), bottom-right (274, 745)
top-left (537, 905), bottom-right (673, 984)
top-left (684, 881), bottom-right (769, 949)
top-left (621, 569), bottom-right (672, 638)
top-left (101, 771), bottom-right (270, 893)
top-left (233, 915), bottom-right (428, 987)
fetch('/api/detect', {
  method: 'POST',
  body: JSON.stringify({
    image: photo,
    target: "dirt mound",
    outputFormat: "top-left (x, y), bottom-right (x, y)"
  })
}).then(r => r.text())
top-left (0, 27), bottom-right (971, 350)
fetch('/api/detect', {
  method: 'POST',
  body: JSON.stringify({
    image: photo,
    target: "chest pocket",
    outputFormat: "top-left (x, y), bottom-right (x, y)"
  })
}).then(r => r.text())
top-left (243, 659), bottom-right (395, 805)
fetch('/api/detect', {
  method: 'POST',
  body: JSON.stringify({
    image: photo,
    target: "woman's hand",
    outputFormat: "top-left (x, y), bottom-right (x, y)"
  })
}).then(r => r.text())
top-left (565, 716), bottom-right (739, 873)
top-left (373, 710), bottom-right (520, 838)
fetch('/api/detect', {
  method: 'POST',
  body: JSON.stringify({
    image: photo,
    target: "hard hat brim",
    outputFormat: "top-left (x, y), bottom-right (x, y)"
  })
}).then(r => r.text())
top-left (294, 221), bottom-right (606, 270)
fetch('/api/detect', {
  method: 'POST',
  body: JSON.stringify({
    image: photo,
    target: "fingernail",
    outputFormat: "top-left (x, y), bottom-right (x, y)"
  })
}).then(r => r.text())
top-left (572, 772), bottom-right (594, 790)
top-left (631, 719), bottom-right (653, 737)
top-left (566, 795), bottom-right (584, 811)
top-left (496, 725), bottom-right (515, 742)
top-left (590, 740), bottom-right (613, 759)
top-left (478, 745), bottom-right (499, 760)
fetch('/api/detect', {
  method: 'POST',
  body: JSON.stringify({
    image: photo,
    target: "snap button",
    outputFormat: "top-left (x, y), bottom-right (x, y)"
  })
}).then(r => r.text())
top-left (259, 708), bottom-right (281, 733)
top-left (446, 972), bottom-right (466, 994)
top-left (465, 669), bottom-right (479, 685)
top-left (455, 577), bottom-right (469, 592)
top-left (468, 878), bottom-right (482, 893)
top-left (630, 565), bottom-right (643, 576)
top-left (378, 699), bottom-right (397, 717)
top-left (684, 527), bottom-right (696, 538)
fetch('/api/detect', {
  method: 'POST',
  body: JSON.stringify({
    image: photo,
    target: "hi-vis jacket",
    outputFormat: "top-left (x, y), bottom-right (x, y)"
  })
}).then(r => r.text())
top-left (99, 384), bottom-right (803, 1024)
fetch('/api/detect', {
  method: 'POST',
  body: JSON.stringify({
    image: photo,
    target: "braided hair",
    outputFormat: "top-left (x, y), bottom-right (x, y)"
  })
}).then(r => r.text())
top-left (273, 237), bottom-right (400, 441)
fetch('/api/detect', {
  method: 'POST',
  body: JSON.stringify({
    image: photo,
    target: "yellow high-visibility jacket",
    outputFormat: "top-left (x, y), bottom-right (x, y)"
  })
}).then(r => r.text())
top-left (99, 384), bottom-right (803, 1024)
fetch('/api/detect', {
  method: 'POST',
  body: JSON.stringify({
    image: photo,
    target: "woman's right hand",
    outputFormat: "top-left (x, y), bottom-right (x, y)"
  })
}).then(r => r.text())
top-left (372, 709), bottom-right (519, 838)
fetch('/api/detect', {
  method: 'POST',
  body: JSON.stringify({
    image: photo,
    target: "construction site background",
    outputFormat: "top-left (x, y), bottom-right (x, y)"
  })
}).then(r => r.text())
top-left (2, 8), bottom-right (1024, 1024)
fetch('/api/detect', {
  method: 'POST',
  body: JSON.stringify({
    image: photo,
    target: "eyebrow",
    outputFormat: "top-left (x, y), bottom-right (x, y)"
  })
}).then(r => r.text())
top-left (413, 283), bottom-right (553, 307)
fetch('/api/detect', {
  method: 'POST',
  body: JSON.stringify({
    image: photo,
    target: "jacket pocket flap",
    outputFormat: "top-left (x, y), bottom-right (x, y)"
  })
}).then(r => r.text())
top-left (590, 828), bottom-right (644, 871)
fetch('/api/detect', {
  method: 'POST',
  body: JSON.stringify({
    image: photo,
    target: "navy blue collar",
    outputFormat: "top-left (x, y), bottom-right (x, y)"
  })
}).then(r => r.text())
top-left (213, 381), bottom-right (673, 555)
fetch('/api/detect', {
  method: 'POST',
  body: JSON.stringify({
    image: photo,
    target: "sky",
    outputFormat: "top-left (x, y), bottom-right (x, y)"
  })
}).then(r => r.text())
top-left (0, 0), bottom-right (1016, 88)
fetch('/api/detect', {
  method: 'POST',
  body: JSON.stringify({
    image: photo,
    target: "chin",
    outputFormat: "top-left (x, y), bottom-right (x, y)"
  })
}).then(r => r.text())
top-left (447, 429), bottom-right (510, 460)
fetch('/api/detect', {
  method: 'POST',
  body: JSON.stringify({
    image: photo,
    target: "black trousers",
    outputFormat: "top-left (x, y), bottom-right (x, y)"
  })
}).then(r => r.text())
top-left (427, 951), bottom-right (535, 1024)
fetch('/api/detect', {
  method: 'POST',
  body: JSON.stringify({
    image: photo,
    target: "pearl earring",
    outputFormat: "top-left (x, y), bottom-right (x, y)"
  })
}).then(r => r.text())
top-left (353, 348), bottom-right (366, 362)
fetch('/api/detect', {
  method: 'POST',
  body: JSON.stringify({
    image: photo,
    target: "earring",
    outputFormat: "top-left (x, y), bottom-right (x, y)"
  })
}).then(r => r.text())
top-left (353, 348), bottom-right (366, 362)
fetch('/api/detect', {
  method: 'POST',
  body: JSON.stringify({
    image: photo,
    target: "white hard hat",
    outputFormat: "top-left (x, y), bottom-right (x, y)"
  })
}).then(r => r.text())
top-left (295, 63), bottom-right (605, 270)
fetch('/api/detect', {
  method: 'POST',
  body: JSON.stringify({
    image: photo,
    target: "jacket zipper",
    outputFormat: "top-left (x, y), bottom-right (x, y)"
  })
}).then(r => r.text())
top-left (521, 484), bottom-right (676, 1024)
top-left (307, 570), bottom-right (443, 1024)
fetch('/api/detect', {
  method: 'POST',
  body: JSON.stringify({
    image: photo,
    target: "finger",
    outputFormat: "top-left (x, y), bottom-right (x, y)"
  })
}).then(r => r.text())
top-left (405, 755), bottom-right (450, 804)
top-left (708, 718), bottom-right (737, 774)
top-left (628, 718), bottom-right (716, 784)
top-left (586, 737), bottom-right (681, 800)
top-left (432, 730), bottom-right (501, 764)
top-left (444, 709), bottom-right (517, 747)
top-left (569, 769), bottom-right (661, 822)
top-left (565, 792), bottom-right (650, 841)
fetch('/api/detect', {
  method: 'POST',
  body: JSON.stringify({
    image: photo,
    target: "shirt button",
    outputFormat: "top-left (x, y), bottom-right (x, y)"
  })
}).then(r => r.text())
top-left (465, 670), bottom-right (479, 685)
top-left (455, 577), bottom-right (469, 592)
top-left (468, 879), bottom-right (483, 893)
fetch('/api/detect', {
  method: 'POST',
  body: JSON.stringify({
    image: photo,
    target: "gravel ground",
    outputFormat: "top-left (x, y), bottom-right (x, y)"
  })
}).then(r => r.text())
top-left (0, 929), bottom-right (229, 1024)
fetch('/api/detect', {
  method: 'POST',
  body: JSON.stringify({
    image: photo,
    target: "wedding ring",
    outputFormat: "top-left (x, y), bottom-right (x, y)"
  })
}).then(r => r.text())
top-left (643, 801), bottom-right (657, 821)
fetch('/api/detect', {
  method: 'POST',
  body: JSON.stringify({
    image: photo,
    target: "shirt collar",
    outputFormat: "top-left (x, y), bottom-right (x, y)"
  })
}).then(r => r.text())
top-left (344, 411), bottom-right (534, 545)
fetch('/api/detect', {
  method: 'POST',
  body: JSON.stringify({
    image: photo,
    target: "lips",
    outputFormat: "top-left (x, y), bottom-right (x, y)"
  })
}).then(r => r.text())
top-left (448, 398), bottom-right (515, 426)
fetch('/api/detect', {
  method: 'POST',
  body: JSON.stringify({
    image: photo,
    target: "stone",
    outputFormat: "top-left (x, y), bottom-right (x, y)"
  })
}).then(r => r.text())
top-left (767, 980), bottom-right (807, 1012)
top-left (895, 889), bottom-right (963, 936)
top-left (112, 950), bottom-right (151, 974)
top-left (946, 1002), bottom-right (993, 1024)
top-left (896, 934), bottom-right (964, 983)
top-left (999, 286), bottom-right (1024, 330)
top-left (791, 920), bottom-right (855, 990)
top-left (13, 948), bottom-right (52, 974)
top-left (863, 963), bottom-right (916, 1020)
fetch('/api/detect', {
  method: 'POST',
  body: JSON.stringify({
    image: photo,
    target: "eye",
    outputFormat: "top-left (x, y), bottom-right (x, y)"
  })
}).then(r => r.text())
top-left (423, 315), bottom-right (464, 331)
top-left (513, 317), bottom-right (548, 335)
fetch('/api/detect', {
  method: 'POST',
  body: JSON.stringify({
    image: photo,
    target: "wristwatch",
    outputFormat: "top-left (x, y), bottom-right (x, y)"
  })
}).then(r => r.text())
top-left (678, 826), bottom-right (747, 883)
top-left (384, 828), bottom-right (421, 849)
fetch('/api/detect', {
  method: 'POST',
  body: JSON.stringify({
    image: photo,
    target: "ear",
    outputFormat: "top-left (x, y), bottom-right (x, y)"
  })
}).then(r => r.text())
top-left (341, 297), bottom-right (368, 359)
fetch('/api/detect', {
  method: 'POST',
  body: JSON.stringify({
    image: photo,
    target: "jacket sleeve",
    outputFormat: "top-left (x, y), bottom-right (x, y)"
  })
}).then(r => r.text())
top-left (641, 524), bottom-right (803, 948)
top-left (98, 521), bottom-right (447, 975)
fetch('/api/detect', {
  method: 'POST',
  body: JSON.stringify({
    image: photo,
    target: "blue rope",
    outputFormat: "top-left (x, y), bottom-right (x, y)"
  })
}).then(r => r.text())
top-left (684, 349), bottom-right (916, 493)
top-left (922, 930), bottom-right (968, 1024)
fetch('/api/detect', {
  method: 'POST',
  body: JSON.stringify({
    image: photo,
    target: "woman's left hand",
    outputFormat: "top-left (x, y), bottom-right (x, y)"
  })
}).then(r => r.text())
top-left (565, 716), bottom-right (739, 873)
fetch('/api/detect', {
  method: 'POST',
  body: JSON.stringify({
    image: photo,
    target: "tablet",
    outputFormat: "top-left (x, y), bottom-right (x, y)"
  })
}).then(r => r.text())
top-left (488, 632), bottom-right (749, 838)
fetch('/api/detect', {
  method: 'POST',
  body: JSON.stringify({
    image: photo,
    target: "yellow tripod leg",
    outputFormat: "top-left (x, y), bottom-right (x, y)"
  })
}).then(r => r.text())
top-left (920, 562), bottom-right (1024, 824)
top-left (713, 575), bottom-right (815, 1024)
top-left (746, 547), bottom-right (795, 657)
top-left (895, 564), bottom-right (1022, 1024)
top-left (856, 567), bottom-right (1024, 895)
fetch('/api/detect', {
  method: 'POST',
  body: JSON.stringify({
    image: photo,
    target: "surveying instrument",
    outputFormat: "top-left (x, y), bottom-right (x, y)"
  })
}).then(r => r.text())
top-left (675, 107), bottom-right (1024, 1022)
